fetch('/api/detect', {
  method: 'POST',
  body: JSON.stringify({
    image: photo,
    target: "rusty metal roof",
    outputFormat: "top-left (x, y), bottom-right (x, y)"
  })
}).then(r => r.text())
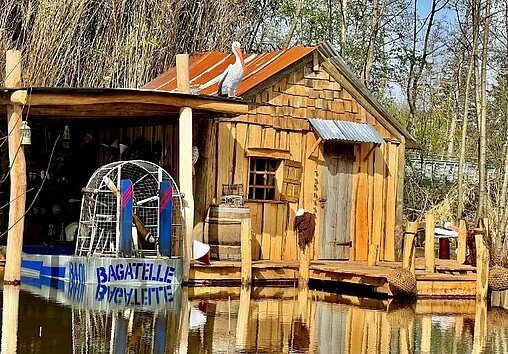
top-left (143, 47), bottom-right (317, 96)
top-left (309, 119), bottom-right (385, 144)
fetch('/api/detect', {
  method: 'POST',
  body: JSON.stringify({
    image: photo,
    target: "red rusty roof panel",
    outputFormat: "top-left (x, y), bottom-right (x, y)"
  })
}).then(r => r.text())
top-left (144, 46), bottom-right (318, 96)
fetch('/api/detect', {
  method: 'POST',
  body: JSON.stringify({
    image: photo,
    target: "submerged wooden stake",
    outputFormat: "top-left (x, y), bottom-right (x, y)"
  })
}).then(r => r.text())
top-left (236, 285), bottom-right (251, 349)
top-left (424, 213), bottom-right (435, 273)
top-left (177, 287), bottom-right (190, 354)
top-left (1, 285), bottom-right (20, 353)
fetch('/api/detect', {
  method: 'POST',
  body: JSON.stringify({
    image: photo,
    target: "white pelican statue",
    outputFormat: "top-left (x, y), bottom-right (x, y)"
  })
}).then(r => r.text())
top-left (217, 41), bottom-right (246, 98)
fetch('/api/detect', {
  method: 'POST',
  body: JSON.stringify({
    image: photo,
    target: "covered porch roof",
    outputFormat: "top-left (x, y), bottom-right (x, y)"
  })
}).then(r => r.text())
top-left (0, 87), bottom-right (249, 121)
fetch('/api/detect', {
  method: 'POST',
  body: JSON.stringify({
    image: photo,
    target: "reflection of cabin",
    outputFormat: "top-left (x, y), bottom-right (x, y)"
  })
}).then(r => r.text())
top-left (145, 43), bottom-right (417, 262)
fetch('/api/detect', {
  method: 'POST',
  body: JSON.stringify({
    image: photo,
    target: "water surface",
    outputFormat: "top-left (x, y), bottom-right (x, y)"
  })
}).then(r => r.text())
top-left (1, 283), bottom-right (507, 353)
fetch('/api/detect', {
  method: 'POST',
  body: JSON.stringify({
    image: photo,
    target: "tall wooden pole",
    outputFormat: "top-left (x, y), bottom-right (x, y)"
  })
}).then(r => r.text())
top-left (176, 54), bottom-right (194, 283)
top-left (4, 50), bottom-right (26, 285)
top-left (1, 49), bottom-right (25, 354)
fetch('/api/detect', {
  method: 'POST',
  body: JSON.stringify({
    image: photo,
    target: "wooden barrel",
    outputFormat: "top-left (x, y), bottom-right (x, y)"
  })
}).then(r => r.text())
top-left (204, 206), bottom-right (250, 261)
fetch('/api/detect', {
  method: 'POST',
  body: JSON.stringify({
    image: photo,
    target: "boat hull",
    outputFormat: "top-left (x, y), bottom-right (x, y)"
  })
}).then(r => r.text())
top-left (21, 253), bottom-right (183, 286)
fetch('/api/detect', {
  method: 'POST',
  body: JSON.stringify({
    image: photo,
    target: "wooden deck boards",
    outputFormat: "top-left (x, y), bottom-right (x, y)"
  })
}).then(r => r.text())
top-left (190, 258), bottom-right (478, 298)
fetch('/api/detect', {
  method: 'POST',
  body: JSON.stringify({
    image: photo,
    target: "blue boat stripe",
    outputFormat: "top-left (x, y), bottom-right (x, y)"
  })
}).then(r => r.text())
top-left (22, 259), bottom-right (66, 278)
top-left (21, 260), bottom-right (43, 272)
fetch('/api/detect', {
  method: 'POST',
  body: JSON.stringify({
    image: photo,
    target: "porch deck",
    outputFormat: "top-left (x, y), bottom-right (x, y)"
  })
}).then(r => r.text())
top-left (189, 258), bottom-right (477, 298)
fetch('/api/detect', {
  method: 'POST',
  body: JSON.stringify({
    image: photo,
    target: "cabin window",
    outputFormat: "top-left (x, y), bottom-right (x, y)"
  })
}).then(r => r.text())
top-left (248, 158), bottom-right (279, 200)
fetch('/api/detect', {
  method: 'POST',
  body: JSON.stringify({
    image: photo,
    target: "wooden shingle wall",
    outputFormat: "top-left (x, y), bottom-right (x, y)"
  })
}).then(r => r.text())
top-left (210, 60), bottom-right (401, 261)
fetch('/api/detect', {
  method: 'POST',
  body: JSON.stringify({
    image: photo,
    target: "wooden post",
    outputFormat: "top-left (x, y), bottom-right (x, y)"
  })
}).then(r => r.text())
top-left (299, 244), bottom-right (310, 287)
top-left (240, 216), bottom-right (252, 284)
top-left (457, 219), bottom-right (467, 264)
top-left (424, 213), bottom-right (435, 273)
top-left (402, 222), bottom-right (417, 275)
top-left (1, 49), bottom-right (24, 354)
top-left (475, 232), bottom-right (489, 301)
top-left (4, 50), bottom-right (26, 285)
top-left (178, 287), bottom-right (190, 354)
top-left (176, 54), bottom-right (194, 283)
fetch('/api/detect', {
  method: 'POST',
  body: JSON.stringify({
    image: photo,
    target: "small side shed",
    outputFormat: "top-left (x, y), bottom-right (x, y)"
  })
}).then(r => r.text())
top-left (145, 43), bottom-right (417, 262)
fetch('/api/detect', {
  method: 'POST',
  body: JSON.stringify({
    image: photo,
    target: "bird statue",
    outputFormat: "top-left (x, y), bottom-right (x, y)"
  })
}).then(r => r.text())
top-left (217, 41), bottom-right (246, 98)
top-left (192, 146), bottom-right (199, 175)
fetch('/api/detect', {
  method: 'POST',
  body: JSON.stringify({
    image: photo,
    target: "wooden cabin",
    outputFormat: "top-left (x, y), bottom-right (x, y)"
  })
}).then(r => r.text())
top-left (144, 43), bottom-right (417, 263)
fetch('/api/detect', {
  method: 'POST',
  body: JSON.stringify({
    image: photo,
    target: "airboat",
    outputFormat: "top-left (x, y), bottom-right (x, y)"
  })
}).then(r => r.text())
top-left (21, 160), bottom-right (184, 286)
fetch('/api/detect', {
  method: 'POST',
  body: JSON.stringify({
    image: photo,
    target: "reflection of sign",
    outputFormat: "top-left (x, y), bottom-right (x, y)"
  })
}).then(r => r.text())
top-left (68, 281), bottom-right (86, 302)
top-left (95, 284), bottom-right (174, 306)
top-left (96, 263), bottom-right (175, 284)
top-left (69, 262), bottom-right (86, 283)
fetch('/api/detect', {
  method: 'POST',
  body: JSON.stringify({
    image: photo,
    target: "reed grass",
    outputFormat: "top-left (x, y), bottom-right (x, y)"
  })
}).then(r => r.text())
top-left (0, 0), bottom-right (278, 88)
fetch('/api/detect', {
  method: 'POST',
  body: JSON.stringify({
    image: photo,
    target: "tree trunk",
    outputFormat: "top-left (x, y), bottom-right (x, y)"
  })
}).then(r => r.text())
top-left (446, 80), bottom-right (461, 157)
top-left (499, 121), bottom-right (508, 235)
top-left (406, 0), bottom-right (440, 133)
top-left (339, 0), bottom-right (348, 54)
top-left (361, 0), bottom-right (384, 88)
top-left (478, 0), bottom-right (491, 218)
top-left (457, 0), bottom-right (480, 219)
top-left (283, 0), bottom-right (304, 49)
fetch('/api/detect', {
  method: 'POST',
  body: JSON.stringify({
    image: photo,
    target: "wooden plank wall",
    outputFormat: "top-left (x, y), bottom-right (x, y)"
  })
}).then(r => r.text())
top-left (215, 63), bottom-right (401, 261)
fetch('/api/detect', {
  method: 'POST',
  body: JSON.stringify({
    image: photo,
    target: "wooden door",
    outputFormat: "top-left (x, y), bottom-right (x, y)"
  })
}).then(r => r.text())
top-left (319, 143), bottom-right (354, 259)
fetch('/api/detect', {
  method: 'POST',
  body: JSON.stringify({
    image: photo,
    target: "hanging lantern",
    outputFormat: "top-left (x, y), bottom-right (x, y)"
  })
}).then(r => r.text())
top-left (20, 120), bottom-right (31, 145)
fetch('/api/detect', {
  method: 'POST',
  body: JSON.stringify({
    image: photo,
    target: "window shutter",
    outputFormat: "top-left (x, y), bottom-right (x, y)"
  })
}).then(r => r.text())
top-left (281, 160), bottom-right (302, 202)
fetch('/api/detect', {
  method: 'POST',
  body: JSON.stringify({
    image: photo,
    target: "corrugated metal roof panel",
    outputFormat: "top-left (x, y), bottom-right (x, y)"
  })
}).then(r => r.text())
top-left (309, 119), bottom-right (385, 144)
top-left (144, 47), bottom-right (317, 96)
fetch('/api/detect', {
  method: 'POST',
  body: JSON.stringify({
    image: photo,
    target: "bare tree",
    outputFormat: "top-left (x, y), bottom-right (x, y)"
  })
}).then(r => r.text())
top-left (406, 0), bottom-right (448, 133)
top-left (457, 0), bottom-right (480, 219)
top-left (478, 0), bottom-right (492, 217)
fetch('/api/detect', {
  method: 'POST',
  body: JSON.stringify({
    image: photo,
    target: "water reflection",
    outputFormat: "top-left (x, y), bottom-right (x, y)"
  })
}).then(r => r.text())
top-left (6, 282), bottom-right (508, 353)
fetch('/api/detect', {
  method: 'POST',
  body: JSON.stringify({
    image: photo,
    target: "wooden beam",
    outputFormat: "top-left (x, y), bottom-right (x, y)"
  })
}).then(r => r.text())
top-left (7, 90), bottom-right (248, 115)
top-left (246, 147), bottom-right (291, 160)
top-left (425, 213), bottom-right (435, 273)
top-left (306, 137), bottom-right (322, 159)
top-left (362, 143), bottom-right (380, 161)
